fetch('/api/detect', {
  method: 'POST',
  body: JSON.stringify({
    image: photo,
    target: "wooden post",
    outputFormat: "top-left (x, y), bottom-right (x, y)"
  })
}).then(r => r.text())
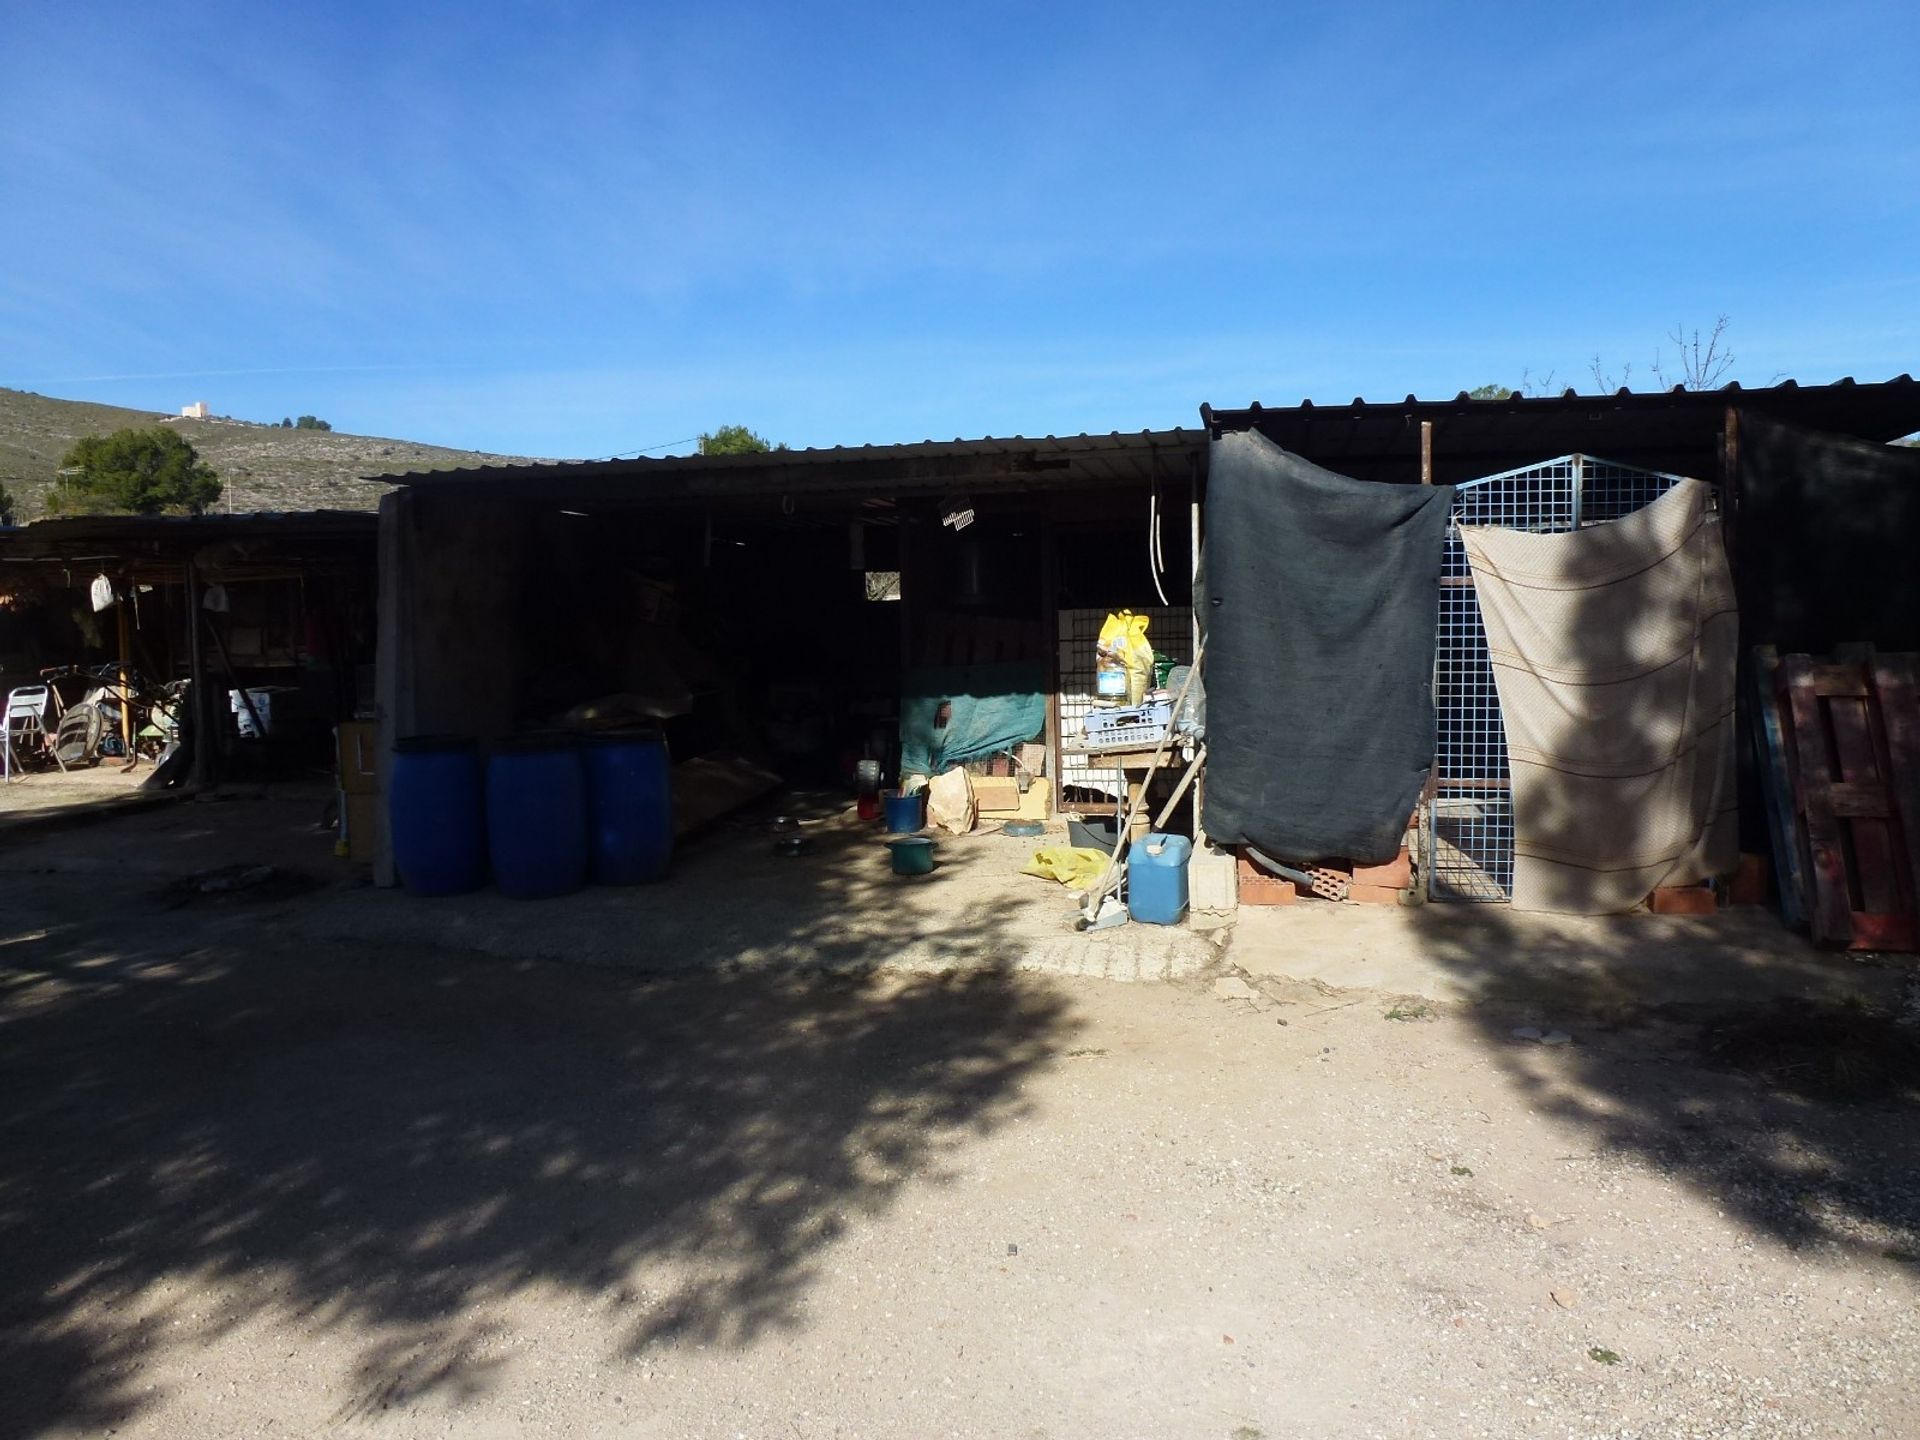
top-left (373, 489), bottom-right (413, 887)
top-left (1420, 420), bottom-right (1434, 484)
top-left (1189, 453), bottom-right (1206, 846)
top-left (1720, 405), bottom-right (1740, 572)
top-left (185, 559), bottom-right (214, 789)
top-left (1040, 506), bottom-right (1060, 817)
top-left (896, 511), bottom-right (916, 675)
top-left (116, 585), bottom-right (134, 764)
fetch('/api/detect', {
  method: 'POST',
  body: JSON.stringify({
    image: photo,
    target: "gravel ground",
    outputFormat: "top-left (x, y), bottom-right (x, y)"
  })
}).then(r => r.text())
top-left (1, 802), bottom-right (1916, 1440)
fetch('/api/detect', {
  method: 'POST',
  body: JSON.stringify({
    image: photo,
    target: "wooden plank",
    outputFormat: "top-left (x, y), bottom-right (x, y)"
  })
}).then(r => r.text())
top-left (1827, 692), bottom-right (1897, 916)
top-left (1805, 663), bottom-right (1873, 698)
top-left (1752, 648), bottom-right (1809, 926)
top-left (1874, 655), bottom-right (1920, 885)
top-left (1779, 652), bottom-right (1920, 952)
top-left (1870, 653), bottom-right (1920, 926)
top-left (1849, 915), bottom-right (1917, 952)
top-left (1828, 782), bottom-right (1894, 819)
top-left (1779, 655), bottom-right (1852, 947)
top-left (1750, 647), bottom-right (1808, 928)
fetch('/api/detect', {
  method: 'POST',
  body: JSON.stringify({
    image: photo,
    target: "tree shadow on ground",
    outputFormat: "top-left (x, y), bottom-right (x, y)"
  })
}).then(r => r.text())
top-left (0, 823), bottom-right (1079, 1437)
top-left (1421, 466), bottom-right (1920, 1264)
top-left (1416, 858), bottom-right (1920, 1265)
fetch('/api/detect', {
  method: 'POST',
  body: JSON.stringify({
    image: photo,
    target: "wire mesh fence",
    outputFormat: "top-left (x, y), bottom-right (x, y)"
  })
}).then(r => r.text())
top-left (1057, 606), bottom-right (1192, 804)
top-left (1428, 455), bottom-right (1697, 902)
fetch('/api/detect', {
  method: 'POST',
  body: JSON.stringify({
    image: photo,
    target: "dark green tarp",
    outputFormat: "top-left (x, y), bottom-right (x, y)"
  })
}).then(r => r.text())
top-left (1202, 430), bottom-right (1456, 863)
top-left (898, 661), bottom-right (1045, 779)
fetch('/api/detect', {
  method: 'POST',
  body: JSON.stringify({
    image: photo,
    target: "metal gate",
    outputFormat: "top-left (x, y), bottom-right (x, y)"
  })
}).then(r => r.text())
top-left (1427, 454), bottom-right (1697, 901)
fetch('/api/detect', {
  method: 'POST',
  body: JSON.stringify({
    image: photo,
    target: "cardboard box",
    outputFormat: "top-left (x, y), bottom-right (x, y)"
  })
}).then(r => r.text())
top-left (341, 791), bottom-right (379, 861)
top-left (981, 777), bottom-right (1051, 820)
top-left (971, 776), bottom-right (1022, 812)
top-left (336, 720), bottom-right (378, 795)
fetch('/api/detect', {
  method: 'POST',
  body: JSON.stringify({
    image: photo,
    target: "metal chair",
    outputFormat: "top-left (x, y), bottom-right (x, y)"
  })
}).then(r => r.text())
top-left (4, 685), bottom-right (59, 780)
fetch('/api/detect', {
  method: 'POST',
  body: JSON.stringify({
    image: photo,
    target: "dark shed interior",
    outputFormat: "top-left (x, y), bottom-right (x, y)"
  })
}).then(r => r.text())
top-left (369, 376), bottom-right (1920, 887)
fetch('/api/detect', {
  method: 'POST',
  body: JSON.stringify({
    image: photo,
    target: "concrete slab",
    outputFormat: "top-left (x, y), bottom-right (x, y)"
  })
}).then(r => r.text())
top-left (297, 809), bottom-right (1219, 983)
top-left (1229, 897), bottom-right (1911, 1013)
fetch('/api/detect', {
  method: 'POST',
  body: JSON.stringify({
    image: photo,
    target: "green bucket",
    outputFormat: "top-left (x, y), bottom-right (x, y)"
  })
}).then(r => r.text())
top-left (887, 836), bottom-right (936, 876)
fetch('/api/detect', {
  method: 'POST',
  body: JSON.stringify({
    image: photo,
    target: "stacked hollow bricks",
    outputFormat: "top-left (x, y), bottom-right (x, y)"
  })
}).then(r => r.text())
top-left (1235, 847), bottom-right (1412, 906)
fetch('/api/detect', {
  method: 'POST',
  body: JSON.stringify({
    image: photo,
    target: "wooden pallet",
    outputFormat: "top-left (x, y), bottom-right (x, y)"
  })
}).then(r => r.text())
top-left (1749, 647), bottom-right (1808, 929)
top-left (1775, 652), bottom-right (1920, 951)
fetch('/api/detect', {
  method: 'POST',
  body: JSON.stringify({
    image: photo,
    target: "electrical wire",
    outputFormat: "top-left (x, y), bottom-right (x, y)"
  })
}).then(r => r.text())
top-left (1148, 486), bottom-right (1170, 606)
top-left (576, 435), bottom-right (702, 463)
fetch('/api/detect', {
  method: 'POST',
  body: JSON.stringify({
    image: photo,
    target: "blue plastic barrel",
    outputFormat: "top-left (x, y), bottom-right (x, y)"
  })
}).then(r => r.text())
top-left (486, 734), bottom-right (589, 899)
top-left (1127, 832), bottom-right (1193, 925)
top-left (582, 728), bottom-right (673, 884)
top-left (389, 736), bottom-right (487, 896)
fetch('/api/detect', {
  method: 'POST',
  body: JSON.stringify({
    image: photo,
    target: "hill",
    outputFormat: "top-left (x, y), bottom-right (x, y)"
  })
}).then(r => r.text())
top-left (0, 388), bottom-right (536, 520)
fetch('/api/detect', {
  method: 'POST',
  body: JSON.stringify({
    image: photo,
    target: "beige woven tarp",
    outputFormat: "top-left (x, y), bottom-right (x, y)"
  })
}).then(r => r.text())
top-left (1461, 480), bottom-right (1738, 913)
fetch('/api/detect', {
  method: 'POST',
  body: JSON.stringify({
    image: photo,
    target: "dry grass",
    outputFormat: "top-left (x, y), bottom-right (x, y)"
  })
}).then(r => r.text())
top-left (0, 388), bottom-right (535, 520)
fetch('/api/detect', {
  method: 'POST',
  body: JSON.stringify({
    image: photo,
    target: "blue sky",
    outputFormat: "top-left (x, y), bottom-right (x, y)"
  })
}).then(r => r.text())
top-left (2, 2), bottom-right (1915, 458)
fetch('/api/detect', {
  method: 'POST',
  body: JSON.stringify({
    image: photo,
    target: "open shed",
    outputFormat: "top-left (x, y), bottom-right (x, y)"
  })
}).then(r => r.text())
top-left (367, 431), bottom-right (1208, 883)
top-left (0, 510), bottom-right (378, 788)
top-left (365, 375), bottom-right (1920, 908)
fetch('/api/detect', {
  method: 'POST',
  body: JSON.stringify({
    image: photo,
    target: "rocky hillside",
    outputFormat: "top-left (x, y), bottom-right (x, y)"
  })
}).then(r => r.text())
top-left (0, 388), bottom-right (535, 521)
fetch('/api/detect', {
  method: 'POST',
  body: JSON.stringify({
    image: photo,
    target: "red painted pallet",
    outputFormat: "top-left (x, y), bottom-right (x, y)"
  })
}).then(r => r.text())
top-left (1775, 653), bottom-right (1920, 952)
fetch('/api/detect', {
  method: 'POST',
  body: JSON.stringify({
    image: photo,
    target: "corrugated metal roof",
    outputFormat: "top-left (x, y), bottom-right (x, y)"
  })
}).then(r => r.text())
top-left (358, 375), bottom-right (1920, 501)
top-left (1201, 375), bottom-right (1920, 486)
top-left (0, 510), bottom-right (377, 562)
top-left (1202, 374), bottom-right (1919, 425)
top-left (363, 427), bottom-right (1205, 496)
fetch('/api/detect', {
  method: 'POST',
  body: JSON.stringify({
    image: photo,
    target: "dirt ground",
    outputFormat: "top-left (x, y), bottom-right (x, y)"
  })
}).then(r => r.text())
top-left (0, 760), bottom-right (156, 817)
top-left (2, 794), bottom-right (1916, 1439)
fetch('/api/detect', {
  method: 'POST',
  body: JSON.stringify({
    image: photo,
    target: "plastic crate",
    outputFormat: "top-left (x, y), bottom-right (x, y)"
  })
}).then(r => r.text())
top-left (1080, 700), bottom-right (1172, 748)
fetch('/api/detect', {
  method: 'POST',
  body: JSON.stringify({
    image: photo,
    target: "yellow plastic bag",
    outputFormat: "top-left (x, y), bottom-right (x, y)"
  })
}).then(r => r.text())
top-left (1096, 610), bottom-right (1153, 705)
top-left (1022, 845), bottom-right (1112, 889)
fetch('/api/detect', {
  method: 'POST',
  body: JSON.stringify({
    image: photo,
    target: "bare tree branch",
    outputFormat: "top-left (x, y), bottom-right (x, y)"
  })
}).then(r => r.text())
top-left (1590, 355), bottom-right (1634, 393)
top-left (1659, 315), bottom-right (1734, 390)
